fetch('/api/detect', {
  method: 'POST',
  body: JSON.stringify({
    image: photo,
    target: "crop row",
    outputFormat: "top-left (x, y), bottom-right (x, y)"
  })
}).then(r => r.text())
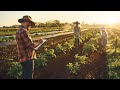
top-left (106, 29), bottom-right (120, 79)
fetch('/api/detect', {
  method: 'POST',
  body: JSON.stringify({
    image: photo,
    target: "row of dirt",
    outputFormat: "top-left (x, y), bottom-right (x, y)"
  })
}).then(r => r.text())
top-left (0, 34), bottom-right (73, 79)
top-left (0, 30), bottom-right (109, 79)
top-left (34, 34), bottom-right (109, 79)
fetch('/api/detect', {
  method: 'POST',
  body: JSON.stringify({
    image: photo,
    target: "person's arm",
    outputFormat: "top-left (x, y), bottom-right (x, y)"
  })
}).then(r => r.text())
top-left (79, 27), bottom-right (81, 36)
top-left (105, 30), bottom-right (108, 37)
top-left (72, 27), bottom-right (75, 33)
top-left (100, 30), bottom-right (102, 36)
top-left (20, 30), bottom-right (35, 50)
top-left (34, 38), bottom-right (46, 50)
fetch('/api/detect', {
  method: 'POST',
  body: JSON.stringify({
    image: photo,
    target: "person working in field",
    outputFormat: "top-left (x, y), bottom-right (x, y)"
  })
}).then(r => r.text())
top-left (73, 21), bottom-right (81, 49)
top-left (100, 26), bottom-right (107, 51)
top-left (16, 15), bottom-right (43, 79)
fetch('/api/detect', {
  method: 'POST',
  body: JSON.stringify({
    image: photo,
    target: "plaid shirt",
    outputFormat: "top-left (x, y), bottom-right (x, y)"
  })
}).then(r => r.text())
top-left (16, 26), bottom-right (36, 62)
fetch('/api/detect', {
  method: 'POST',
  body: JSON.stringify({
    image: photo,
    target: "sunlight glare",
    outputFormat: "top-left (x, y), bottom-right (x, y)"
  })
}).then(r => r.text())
top-left (103, 16), bottom-right (117, 25)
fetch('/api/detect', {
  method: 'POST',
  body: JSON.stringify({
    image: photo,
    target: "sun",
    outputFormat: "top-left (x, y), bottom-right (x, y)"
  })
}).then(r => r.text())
top-left (104, 16), bottom-right (117, 25)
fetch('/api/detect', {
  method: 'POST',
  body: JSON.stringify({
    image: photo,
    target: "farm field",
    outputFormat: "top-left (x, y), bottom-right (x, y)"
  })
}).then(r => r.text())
top-left (0, 26), bottom-right (120, 79)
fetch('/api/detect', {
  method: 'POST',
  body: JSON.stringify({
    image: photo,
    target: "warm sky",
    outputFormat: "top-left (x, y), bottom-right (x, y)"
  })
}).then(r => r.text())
top-left (0, 11), bottom-right (120, 27)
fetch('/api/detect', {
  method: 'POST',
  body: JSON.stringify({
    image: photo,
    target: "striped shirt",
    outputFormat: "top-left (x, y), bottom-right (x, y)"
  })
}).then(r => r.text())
top-left (16, 26), bottom-right (36, 62)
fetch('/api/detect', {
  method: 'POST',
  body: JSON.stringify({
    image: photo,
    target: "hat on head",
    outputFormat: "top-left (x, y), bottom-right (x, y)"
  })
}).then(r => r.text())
top-left (73, 21), bottom-right (80, 24)
top-left (18, 15), bottom-right (35, 27)
top-left (100, 26), bottom-right (105, 30)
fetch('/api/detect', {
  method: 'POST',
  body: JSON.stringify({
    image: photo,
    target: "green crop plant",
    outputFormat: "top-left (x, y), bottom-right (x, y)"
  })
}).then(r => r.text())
top-left (34, 54), bottom-right (48, 68)
top-left (7, 62), bottom-right (22, 79)
top-left (43, 48), bottom-right (56, 59)
top-left (74, 54), bottom-right (87, 64)
top-left (66, 62), bottom-right (80, 74)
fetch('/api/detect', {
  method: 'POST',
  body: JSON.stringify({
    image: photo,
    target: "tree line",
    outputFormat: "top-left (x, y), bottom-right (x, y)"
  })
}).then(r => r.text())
top-left (2, 20), bottom-right (103, 28)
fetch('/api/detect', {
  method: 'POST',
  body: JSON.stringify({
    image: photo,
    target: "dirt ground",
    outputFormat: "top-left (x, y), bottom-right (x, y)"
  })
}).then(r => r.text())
top-left (34, 48), bottom-right (108, 79)
top-left (0, 33), bottom-right (108, 79)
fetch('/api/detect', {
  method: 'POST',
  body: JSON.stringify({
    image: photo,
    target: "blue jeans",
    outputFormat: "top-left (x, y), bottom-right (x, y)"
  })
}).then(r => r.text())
top-left (21, 60), bottom-right (34, 79)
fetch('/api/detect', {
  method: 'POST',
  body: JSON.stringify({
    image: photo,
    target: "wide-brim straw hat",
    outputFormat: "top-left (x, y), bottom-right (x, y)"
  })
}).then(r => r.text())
top-left (73, 21), bottom-right (80, 24)
top-left (18, 15), bottom-right (35, 27)
top-left (100, 26), bottom-right (105, 30)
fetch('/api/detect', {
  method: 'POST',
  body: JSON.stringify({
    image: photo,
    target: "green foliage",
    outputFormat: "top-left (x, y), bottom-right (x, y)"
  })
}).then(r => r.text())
top-left (106, 33), bottom-right (120, 79)
top-left (43, 48), bottom-right (56, 59)
top-left (106, 49), bottom-right (118, 58)
top-left (116, 38), bottom-right (120, 48)
top-left (0, 36), bottom-right (15, 42)
top-left (62, 40), bottom-right (73, 51)
top-left (0, 27), bottom-right (63, 36)
top-left (66, 62), bottom-right (80, 74)
top-left (75, 54), bottom-right (87, 64)
top-left (55, 39), bottom-right (74, 54)
top-left (87, 33), bottom-right (100, 50)
top-left (90, 37), bottom-right (99, 45)
top-left (83, 43), bottom-right (97, 55)
top-left (35, 48), bottom-right (57, 68)
top-left (55, 44), bottom-right (65, 54)
top-left (67, 55), bottom-right (87, 74)
top-left (108, 57), bottom-right (120, 79)
top-left (7, 48), bottom-right (56, 79)
top-left (0, 28), bottom-right (17, 36)
top-left (34, 54), bottom-right (48, 68)
top-left (108, 70), bottom-right (120, 79)
top-left (7, 62), bottom-right (22, 79)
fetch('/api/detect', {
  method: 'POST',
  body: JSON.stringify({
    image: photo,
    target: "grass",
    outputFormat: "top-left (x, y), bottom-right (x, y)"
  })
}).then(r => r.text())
top-left (0, 27), bottom-right (64, 36)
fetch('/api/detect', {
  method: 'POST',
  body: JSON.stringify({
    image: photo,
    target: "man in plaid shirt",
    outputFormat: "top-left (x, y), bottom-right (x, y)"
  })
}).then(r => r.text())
top-left (16, 15), bottom-right (43, 79)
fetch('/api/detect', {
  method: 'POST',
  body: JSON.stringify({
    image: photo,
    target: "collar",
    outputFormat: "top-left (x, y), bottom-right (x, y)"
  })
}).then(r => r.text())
top-left (20, 25), bottom-right (25, 28)
top-left (19, 25), bottom-right (29, 30)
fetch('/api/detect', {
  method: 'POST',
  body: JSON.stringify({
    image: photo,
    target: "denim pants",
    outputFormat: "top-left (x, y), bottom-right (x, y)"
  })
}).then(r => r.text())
top-left (21, 60), bottom-right (34, 79)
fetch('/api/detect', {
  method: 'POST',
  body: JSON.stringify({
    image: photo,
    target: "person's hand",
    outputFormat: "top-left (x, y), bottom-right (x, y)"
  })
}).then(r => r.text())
top-left (38, 38), bottom-right (43, 43)
top-left (34, 38), bottom-right (43, 47)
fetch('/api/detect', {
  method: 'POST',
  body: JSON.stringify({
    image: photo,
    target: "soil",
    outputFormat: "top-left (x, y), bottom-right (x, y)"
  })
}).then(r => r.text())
top-left (0, 34), bottom-right (73, 79)
top-left (0, 32), bottom-right (109, 79)
top-left (34, 39), bottom-right (109, 79)
top-left (78, 51), bottom-right (108, 79)
top-left (34, 47), bottom-right (108, 79)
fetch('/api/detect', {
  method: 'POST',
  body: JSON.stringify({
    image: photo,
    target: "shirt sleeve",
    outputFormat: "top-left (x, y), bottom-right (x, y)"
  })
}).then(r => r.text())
top-left (72, 27), bottom-right (75, 33)
top-left (79, 27), bottom-right (81, 35)
top-left (100, 30), bottom-right (102, 36)
top-left (20, 30), bottom-right (35, 50)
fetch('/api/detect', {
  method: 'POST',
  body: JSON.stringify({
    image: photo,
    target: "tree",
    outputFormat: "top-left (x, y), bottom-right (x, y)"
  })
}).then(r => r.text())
top-left (3, 26), bottom-right (6, 28)
top-left (53, 20), bottom-right (60, 27)
top-left (53, 20), bottom-right (60, 24)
